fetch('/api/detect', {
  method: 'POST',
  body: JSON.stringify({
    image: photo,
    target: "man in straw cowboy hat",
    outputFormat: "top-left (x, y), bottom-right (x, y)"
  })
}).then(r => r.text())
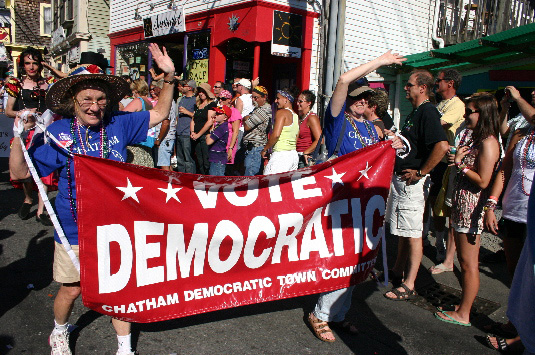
top-left (9, 43), bottom-right (175, 355)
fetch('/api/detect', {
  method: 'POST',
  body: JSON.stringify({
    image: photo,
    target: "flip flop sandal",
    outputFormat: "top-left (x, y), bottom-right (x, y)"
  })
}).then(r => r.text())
top-left (486, 335), bottom-right (510, 352)
top-left (384, 283), bottom-right (417, 301)
top-left (330, 320), bottom-right (359, 335)
top-left (434, 310), bottom-right (471, 327)
top-left (307, 313), bottom-right (335, 343)
top-left (429, 263), bottom-right (454, 274)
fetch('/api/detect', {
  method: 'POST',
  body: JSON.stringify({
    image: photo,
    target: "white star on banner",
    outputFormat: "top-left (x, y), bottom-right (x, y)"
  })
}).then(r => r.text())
top-left (357, 162), bottom-right (372, 181)
top-left (325, 168), bottom-right (346, 187)
top-left (116, 178), bottom-right (143, 203)
top-left (158, 183), bottom-right (182, 203)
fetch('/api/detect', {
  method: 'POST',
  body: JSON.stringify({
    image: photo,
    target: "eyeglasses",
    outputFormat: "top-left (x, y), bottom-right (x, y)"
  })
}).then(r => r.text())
top-left (75, 98), bottom-right (108, 109)
top-left (465, 108), bottom-right (480, 116)
top-left (405, 82), bottom-right (416, 88)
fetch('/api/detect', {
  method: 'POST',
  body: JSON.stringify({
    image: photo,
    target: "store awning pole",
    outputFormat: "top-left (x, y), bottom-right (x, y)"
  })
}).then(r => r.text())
top-left (183, 34), bottom-right (188, 78)
top-left (253, 43), bottom-right (260, 79)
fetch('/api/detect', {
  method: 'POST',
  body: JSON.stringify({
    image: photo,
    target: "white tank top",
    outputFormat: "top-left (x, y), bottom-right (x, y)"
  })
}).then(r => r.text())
top-left (240, 93), bottom-right (254, 117)
top-left (502, 131), bottom-right (535, 224)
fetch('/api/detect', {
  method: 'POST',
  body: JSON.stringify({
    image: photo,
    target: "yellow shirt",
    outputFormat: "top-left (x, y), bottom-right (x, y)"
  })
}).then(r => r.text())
top-left (437, 96), bottom-right (465, 146)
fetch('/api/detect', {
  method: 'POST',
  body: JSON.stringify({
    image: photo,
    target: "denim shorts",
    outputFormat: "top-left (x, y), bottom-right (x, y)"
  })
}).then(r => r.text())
top-left (157, 138), bottom-right (175, 166)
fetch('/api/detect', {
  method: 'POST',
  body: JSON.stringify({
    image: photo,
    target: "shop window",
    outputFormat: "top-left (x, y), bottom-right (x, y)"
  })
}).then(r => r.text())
top-left (40, 3), bottom-right (52, 36)
top-left (225, 38), bottom-right (254, 88)
top-left (185, 31), bottom-right (210, 84)
top-left (116, 42), bottom-right (149, 81)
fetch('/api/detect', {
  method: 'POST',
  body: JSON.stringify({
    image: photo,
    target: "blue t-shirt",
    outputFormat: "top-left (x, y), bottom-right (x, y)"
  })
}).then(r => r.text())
top-left (176, 96), bottom-right (196, 135)
top-left (208, 122), bottom-right (229, 164)
top-left (29, 111), bottom-right (150, 245)
top-left (324, 101), bottom-right (379, 157)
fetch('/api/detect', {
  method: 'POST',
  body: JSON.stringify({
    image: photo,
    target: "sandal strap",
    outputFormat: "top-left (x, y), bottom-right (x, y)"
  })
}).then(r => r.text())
top-left (497, 337), bottom-right (509, 351)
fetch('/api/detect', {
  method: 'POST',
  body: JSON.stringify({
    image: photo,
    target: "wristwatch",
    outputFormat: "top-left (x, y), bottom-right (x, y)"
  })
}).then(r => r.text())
top-left (163, 78), bottom-right (177, 85)
top-left (416, 170), bottom-right (424, 177)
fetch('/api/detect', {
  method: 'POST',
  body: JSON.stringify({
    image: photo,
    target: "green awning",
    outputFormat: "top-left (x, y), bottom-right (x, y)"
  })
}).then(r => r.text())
top-left (394, 22), bottom-right (535, 73)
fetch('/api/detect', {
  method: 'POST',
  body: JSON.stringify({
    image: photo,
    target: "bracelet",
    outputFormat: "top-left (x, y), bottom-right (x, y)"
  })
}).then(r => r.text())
top-left (457, 163), bottom-right (467, 172)
top-left (484, 198), bottom-right (497, 211)
top-left (461, 167), bottom-right (469, 174)
top-left (489, 196), bottom-right (499, 201)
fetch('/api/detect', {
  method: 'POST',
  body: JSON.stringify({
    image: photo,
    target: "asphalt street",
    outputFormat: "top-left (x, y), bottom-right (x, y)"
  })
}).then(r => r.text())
top-left (0, 157), bottom-right (513, 355)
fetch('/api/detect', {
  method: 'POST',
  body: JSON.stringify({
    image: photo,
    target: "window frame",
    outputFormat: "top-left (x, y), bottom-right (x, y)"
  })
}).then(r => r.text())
top-left (40, 3), bottom-right (52, 37)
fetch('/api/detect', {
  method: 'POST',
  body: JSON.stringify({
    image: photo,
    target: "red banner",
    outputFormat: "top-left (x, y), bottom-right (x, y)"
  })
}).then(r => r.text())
top-left (75, 141), bottom-right (395, 323)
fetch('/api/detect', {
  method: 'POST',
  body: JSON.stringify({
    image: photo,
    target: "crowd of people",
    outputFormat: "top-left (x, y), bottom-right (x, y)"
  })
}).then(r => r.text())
top-left (5, 44), bottom-right (535, 355)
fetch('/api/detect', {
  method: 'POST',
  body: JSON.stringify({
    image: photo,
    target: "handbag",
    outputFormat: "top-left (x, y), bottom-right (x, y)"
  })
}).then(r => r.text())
top-left (307, 119), bottom-right (347, 166)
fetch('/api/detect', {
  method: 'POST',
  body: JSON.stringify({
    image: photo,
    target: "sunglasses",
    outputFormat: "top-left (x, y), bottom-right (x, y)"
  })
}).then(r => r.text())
top-left (252, 96), bottom-right (262, 100)
top-left (465, 108), bottom-right (480, 116)
top-left (218, 97), bottom-right (230, 100)
top-left (405, 82), bottom-right (416, 88)
top-left (215, 112), bottom-right (225, 115)
top-left (214, 86), bottom-right (222, 89)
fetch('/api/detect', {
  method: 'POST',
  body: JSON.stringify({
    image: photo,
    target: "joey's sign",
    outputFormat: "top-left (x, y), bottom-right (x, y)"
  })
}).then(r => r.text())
top-left (75, 141), bottom-right (395, 323)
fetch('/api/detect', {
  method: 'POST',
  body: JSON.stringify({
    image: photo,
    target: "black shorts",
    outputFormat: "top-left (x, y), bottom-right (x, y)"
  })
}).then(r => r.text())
top-left (502, 218), bottom-right (527, 242)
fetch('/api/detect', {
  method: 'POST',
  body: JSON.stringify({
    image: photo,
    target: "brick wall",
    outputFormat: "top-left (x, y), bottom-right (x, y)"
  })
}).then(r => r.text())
top-left (13, 0), bottom-right (51, 48)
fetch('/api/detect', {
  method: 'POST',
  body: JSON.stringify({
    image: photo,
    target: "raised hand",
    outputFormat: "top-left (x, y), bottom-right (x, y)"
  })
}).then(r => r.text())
top-left (378, 50), bottom-right (407, 66)
top-left (148, 43), bottom-right (175, 76)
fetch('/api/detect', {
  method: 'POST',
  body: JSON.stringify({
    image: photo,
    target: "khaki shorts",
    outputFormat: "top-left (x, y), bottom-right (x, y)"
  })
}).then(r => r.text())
top-left (53, 242), bottom-right (80, 283)
top-left (386, 174), bottom-right (431, 238)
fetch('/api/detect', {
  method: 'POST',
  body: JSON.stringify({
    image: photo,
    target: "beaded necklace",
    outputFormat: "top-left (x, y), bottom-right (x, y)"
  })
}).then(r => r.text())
top-left (345, 112), bottom-right (378, 148)
top-left (519, 128), bottom-right (535, 196)
top-left (402, 99), bottom-right (430, 132)
top-left (299, 110), bottom-right (311, 125)
top-left (65, 117), bottom-right (109, 222)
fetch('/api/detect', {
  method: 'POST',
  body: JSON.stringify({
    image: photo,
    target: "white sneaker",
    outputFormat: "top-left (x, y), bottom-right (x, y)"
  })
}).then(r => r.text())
top-left (49, 329), bottom-right (71, 355)
top-left (116, 351), bottom-right (136, 355)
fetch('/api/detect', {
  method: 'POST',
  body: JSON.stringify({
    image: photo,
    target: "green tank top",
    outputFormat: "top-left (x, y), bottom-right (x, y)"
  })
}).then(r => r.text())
top-left (273, 108), bottom-right (299, 152)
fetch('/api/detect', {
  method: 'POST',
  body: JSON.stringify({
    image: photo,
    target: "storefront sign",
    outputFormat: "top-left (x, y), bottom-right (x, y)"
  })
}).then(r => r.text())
top-left (233, 61), bottom-right (250, 72)
top-left (271, 11), bottom-right (302, 58)
top-left (192, 48), bottom-right (208, 60)
top-left (75, 141), bottom-right (395, 322)
top-left (51, 26), bottom-right (65, 48)
top-left (188, 59), bottom-right (208, 83)
top-left (143, 8), bottom-right (186, 39)
top-left (0, 113), bottom-right (13, 157)
top-left (0, 27), bottom-right (10, 43)
top-left (67, 46), bottom-right (80, 64)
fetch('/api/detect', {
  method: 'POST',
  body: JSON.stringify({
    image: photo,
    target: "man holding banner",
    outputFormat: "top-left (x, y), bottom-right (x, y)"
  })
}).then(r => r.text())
top-left (308, 50), bottom-right (406, 342)
top-left (9, 43), bottom-right (176, 355)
